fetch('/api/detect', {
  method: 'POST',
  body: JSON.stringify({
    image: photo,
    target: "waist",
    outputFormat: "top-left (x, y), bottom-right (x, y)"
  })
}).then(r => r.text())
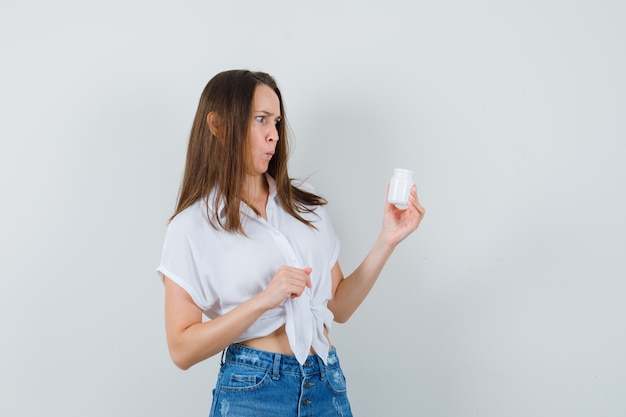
top-left (239, 324), bottom-right (331, 355)
top-left (224, 343), bottom-right (339, 375)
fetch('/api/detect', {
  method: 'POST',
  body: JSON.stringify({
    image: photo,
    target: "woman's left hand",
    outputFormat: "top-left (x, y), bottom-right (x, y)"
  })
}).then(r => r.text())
top-left (381, 184), bottom-right (425, 246)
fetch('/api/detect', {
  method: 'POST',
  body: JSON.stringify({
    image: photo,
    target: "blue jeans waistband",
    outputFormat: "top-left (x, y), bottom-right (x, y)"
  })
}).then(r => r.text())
top-left (223, 344), bottom-right (339, 377)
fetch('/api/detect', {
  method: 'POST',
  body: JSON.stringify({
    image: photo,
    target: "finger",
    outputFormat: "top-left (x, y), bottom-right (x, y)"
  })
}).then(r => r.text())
top-left (408, 190), bottom-right (418, 208)
top-left (290, 285), bottom-right (308, 298)
top-left (409, 186), bottom-right (424, 210)
top-left (415, 202), bottom-right (426, 217)
top-left (302, 268), bottom-right (313, 289)
top-left (289, 278), bottom-right (304, 297)
top-left (286, 268), bottom-right (311, 297)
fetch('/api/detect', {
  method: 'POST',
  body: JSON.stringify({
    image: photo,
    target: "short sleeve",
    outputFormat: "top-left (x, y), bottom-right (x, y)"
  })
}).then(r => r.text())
top-left (156, 209), bottom-right (218, 312)
top-left (322, 206), bottom-right (341, 267)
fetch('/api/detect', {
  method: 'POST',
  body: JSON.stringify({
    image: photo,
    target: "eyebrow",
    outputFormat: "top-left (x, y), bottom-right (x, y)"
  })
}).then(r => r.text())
top-left (254, 110), bottom-right (281, 119)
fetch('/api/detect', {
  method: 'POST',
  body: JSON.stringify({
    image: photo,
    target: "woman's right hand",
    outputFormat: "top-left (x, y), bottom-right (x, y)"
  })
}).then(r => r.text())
top-left (260, 266), bottom-right (312, 309)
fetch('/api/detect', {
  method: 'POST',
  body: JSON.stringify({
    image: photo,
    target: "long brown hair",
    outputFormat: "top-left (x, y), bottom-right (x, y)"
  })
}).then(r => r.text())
top-left (171, 69), bottom-right (326, 233)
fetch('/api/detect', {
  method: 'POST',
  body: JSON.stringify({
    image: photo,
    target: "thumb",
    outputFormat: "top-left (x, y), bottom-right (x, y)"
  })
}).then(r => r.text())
top-left (303, 267), bottom-right (312, 288)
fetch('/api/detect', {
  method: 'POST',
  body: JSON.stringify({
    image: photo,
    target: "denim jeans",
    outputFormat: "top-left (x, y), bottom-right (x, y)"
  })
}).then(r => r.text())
top-left (209, 344), bottom-right (353, 417)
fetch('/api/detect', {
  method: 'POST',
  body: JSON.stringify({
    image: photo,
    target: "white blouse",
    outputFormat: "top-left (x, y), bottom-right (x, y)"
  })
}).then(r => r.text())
top-left (157, 175), bottom-right (340, 364)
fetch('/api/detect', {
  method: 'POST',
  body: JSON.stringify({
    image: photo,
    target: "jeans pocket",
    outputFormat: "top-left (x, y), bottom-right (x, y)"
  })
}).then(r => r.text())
top-left (325, 366), bottom-right (348, 395)
top-left (220, 365), bottom-right (270, 393)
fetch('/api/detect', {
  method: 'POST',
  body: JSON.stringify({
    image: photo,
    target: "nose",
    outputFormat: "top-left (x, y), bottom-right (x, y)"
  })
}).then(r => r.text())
top-left (268, 124), bottom-right (279, 142)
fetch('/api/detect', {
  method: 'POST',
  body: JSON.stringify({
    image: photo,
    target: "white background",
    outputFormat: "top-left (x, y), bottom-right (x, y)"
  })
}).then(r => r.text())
top-left (1, 1), bottom-right (625, 416)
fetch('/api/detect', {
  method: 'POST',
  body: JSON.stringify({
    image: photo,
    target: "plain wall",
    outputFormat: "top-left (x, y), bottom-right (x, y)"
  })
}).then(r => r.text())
top-left (1, 1), bottom-right (625, 416)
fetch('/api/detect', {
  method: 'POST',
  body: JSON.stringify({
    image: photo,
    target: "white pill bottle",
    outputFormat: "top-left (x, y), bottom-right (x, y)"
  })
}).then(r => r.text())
top-left (387, 168), bottom-right (414, 209)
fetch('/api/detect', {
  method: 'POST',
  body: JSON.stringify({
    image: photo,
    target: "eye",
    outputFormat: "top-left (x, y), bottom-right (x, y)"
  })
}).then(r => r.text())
top-left (254, 115), bottom-right (281, 126)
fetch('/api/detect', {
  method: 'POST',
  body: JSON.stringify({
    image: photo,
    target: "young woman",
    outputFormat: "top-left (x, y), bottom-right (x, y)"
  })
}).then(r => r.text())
top-left (157, 69), bottom-right (425, 416)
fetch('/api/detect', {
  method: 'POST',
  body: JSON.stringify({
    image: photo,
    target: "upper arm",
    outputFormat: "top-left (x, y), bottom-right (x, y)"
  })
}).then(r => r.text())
top-left (163, 276), bottom-right (203, 348)
top-left (330, 261), bottom-right (344, 300)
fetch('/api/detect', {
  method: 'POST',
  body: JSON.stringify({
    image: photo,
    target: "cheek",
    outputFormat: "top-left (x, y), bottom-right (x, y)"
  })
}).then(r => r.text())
top-left (251, 134), bottom-right (266, 153)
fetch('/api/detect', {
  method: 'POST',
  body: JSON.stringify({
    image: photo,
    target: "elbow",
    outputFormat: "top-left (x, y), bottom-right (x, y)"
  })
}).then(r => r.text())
top-left (331, 309), bottom-right (352, 324)
top-left (328, 301), bottom-right (353, 324)
top-left (333, 314), bottom-right (351, 324)
top-left (171, 353), bottom-right (191, 371)
top-left (169, 347), bottom-right (195, 371)
top-left (173, 359), bottom-right (192, 371)
top-left (169, 341), bottom-right (221, 370)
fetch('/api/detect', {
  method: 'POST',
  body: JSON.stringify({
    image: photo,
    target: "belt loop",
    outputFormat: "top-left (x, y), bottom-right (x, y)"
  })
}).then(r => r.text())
top-left (220, 347), bottom-right (227, 366)
top-left (272, 353), bottom-right (281, 380)
top-left (317, 355), bottom-right (326, 382)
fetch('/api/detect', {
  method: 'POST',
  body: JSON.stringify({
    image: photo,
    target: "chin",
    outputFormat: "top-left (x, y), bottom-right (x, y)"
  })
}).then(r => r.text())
top-left (255, 164), bottom-right (270, 174)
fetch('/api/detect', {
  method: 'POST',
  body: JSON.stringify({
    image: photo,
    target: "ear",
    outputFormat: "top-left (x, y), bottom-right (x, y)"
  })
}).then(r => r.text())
top-left (206, 112), bottom-right (221, 137)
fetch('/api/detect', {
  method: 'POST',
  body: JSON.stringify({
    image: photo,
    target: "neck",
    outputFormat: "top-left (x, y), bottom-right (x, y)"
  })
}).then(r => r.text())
top-left (243, 174), bottom-right (269, 219)
top-left (244, 173), bottom-right (269, 202)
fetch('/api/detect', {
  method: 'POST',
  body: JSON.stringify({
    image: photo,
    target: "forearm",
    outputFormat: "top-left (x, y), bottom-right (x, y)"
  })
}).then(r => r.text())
top-left (328, 233), bottom-right (396, 323)
top-left (165, 266), bottom-right (311, 370)
top-left (167, 295), bottom-right (268, 370)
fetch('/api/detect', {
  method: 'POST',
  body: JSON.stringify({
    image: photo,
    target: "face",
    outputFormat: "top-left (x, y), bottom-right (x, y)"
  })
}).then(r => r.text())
top-left (246, 84), bottom-right (281, 176)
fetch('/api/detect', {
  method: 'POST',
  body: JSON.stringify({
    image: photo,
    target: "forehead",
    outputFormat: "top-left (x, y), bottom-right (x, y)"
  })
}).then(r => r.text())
top-left (252, 84), bottom-right (280, 113)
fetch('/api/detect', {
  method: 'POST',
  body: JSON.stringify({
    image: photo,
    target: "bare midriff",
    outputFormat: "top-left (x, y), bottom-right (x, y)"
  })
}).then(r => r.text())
top-left (239, 324), bottom-right (332, 356)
